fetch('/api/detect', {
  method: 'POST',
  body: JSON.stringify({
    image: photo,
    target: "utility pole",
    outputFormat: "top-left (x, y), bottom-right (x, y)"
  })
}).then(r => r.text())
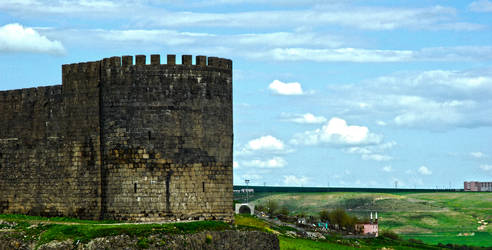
top-left (245, 179), bottom-right (250, 203)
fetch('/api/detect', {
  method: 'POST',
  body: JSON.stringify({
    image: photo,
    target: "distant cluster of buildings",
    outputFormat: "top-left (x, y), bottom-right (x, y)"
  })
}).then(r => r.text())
top-left (233, 188), bottom-right (255, 193)
top-left (297, 212), bottom-right (379, 237)
top-left (464, 181), bottom-right (492, 192)
top-left (355, 212), bottom-right (379, 237)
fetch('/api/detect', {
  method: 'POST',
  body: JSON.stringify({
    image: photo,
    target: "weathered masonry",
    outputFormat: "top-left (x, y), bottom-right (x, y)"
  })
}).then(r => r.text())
top-left (0, 54), bottom-right (233, 222)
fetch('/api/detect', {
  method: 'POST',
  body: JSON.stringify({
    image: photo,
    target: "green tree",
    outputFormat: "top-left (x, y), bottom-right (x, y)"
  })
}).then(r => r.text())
top-left (255, 203), bottom-right (265, 212)
top-left (265, 200), bottom-right (279, 216)
top-left (319, 209), bottom-right (330, 221)
top-left (278, 206), bottom-right (290, 217)
top-left (296, 211), bottom-right (306, 218)
top-left (329, 208), bottom-right (350, 226)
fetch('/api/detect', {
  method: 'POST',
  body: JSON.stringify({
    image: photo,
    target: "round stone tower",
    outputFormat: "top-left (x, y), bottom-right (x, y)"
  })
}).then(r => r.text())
top-left (64, 54), bottom-right (233, 221)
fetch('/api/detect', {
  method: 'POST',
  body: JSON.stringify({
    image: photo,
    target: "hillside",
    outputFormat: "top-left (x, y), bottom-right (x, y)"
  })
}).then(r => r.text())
top-left (243, 191), bottom-right (492, 247)
top-left (2, 212), bottom-right (490, 249)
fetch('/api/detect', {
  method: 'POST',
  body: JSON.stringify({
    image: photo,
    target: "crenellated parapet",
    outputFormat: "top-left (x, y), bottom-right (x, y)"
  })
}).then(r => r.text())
top-left (61, 54), bottom-right (232, 76)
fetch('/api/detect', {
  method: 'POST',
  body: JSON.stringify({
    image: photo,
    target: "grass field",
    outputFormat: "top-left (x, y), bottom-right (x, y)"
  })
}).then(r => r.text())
top-left (279, 236), bottom-right (356, 250)
top-left (243, 191), bottom-right (492, 247)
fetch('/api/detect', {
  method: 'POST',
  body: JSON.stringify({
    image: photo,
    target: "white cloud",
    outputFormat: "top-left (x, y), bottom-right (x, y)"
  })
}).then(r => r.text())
top-left (0, 0), bottom-right (125, 15)
top-left (469, 0), bottom-right (492, 12)
top-left (346, 147), bottom-right (372, 155)
top-left (139, 5), bottom-right (480, 31)
top-left (377, 121), bottom-right (387, 126)
top-left (264, 48), bottom-right (413, 63)
top-left (418, 166), bottom-right (432, 175)
top-left (37, 26), bottom-right (492, 63)
top-left (234, 32), bottom-right (341, 48)
top-left (378, 141), bottom-right (397, 150)
top-left (41, 28), bottom-right (340, 53)
top-left (374, 70), bottom-right (492, 97)
top-left (347, 146), bottom-right (393, 161)
top-left (233, 161), bottom-right (240, 169)
top-left (282, 113), bottom-right (327, 124)
top-left (237, 135), bottom-right (292, 156)
top-left (291, 117), bottom-right (382, 146)
top-left (470, 152), bottom-right (486, 159)
top-left (255, 46), bottom-right (492, 63)
top-left (98, 29), bottom-right (203, 46)
top-left (245, 135), bottom-right (285, 151)
top-left (242, 157), bottom-right (287, 168)
top-left (0, 23), bottom-right (65, 55)
top-left (480, 164), bottom-right (492, 171)
top-left (0, 2), bottom-right (481, 31)
top-left (325, 69), bottom-right (492, 130)
top-left (392, 98), bottom-right (474, 128)
top-left (382, 166), bottom-right (392, 172)
top-left (269, 80), bottom-right (304, 95)
top-left (93, 29), bottom-right (342, 48)
top-left (361, 154), bottom-right (392, 161)
top-left (283, 175), bottom-right (309, 186)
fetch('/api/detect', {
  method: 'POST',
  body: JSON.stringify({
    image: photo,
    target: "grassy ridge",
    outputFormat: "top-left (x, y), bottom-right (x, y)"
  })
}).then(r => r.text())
top-left (246, 192), bottom-right (492, 247)
top-left (32, 221), bottom-right (230, 245)
top-left (0, 216), bottom-right (230, 247)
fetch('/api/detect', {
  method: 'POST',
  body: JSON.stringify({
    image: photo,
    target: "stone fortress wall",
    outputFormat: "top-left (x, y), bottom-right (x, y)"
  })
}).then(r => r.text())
top-left (0, 54), bottom-right (233, 222)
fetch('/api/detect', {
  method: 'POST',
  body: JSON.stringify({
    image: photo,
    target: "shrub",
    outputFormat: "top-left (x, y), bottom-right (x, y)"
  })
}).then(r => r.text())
top-left (408, 238), bottom-right (424, 244)
top-left (295, 211), bottom-right (306, 218)
top-left (205, 234), bottom-right (213, 244)
top-left (278, 206), bottom-right (290, 217)
top-left (380, 230), bottom-right (400, 240)
top-left (255, 204), bottom-right (265, 212)
top-left (265, 200), bottom-right (279, 216)
top-left (137, 237), bottom-right (150, 249)
top-left (319, 209), bottom-right (329, 222)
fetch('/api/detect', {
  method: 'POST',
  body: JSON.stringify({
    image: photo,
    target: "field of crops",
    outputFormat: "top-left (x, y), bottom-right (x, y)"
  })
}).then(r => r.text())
top-left (243, 191), bottom-right (492, 247)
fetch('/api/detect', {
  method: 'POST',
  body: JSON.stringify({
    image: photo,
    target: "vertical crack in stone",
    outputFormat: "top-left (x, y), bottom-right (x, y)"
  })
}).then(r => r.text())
top-left (165, 170), bottom-right (173, 215)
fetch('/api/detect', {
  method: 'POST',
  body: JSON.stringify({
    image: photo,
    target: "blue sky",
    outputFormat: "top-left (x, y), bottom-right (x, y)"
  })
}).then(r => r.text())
top-left (1, 0), bottom-right (492, 188)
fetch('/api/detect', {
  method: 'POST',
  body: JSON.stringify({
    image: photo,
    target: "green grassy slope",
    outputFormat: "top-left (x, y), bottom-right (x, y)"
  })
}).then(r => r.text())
top-left (234, 214), bottom-right (443, 249)
top-left (0, 215), bottom-right (230, 247)
top-left (247, 192), bottom-right (492, 247)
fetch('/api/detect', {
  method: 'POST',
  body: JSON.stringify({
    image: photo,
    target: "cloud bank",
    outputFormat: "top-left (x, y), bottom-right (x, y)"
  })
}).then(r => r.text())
top-left (269, 80), bottom-right (304, 95)
top-left (242, 157), bottom-right (287, 168)
top-left (291, 117), bottom-right (382, 146)
top-left (0, 23), bottom-right (65, 55)
top-left (282, 113), bottom-right (327, 124)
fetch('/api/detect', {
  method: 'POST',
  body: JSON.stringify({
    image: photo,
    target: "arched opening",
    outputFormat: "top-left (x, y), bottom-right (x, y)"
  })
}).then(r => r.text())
top-left (239, 205), bottom-right (251, 215)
